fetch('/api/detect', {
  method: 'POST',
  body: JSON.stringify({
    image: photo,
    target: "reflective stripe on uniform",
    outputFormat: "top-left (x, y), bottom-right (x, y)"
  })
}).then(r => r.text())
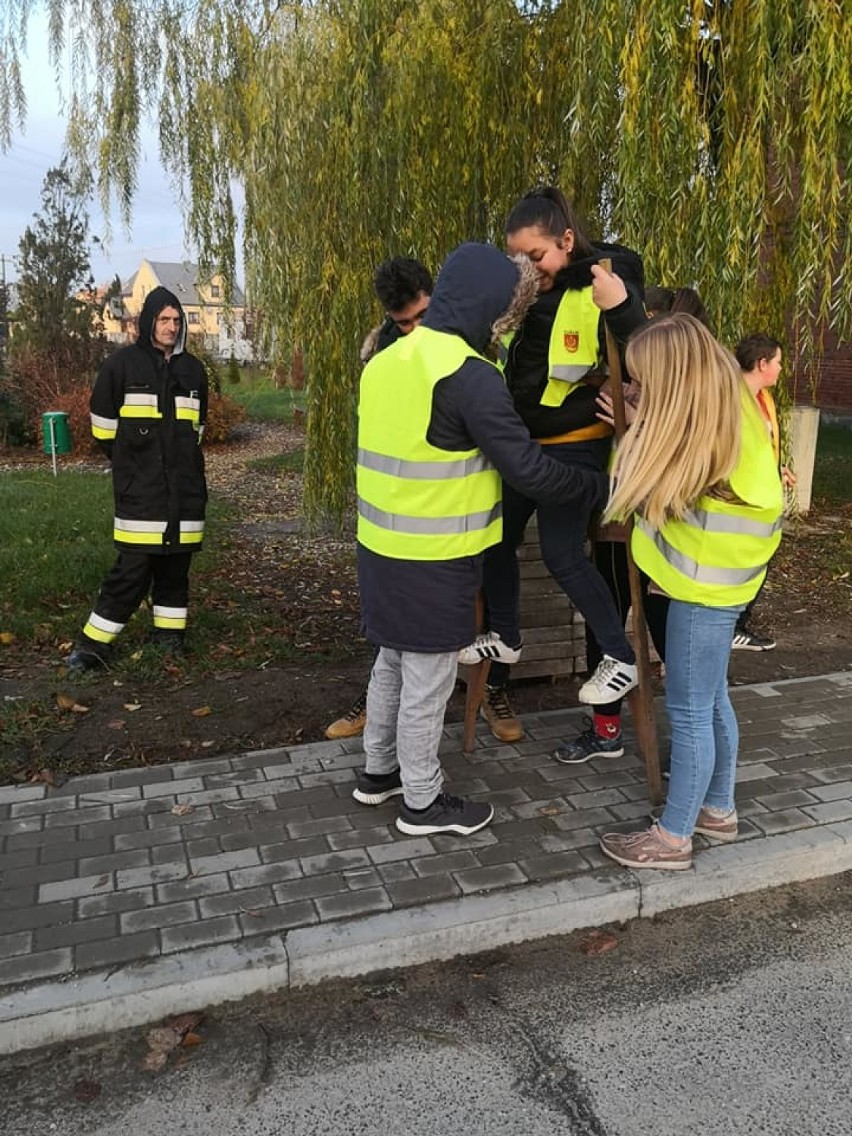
top-left (113, 518), bottom-right (204, 545)
top-left (82, 611), bottom-right (125, 644)
top-left (635, 517), bottom-right (767, 586)
top-left (120, 393), bottom-right (162, 419)
top-left (153, 605), bottom-right (187, 629)
top-left (91, 413), bottom-right (118, 439)
top-left (179, 520), bottom-right (204, 544)
top-left (358, 498), bottom-right (501, 536)
top-left (175, 395), bottom-right (201, 423)
top-left (357, 447), bottom-right (493, 480)
top-left (549, 362), bottom-right (596, 383)
top-left (684, 508), bottom-right (783, 539)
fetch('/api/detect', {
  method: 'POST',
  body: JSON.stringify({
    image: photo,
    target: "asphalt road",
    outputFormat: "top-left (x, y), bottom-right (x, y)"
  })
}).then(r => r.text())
top-left (3, 871), bottom-right (851, 1136)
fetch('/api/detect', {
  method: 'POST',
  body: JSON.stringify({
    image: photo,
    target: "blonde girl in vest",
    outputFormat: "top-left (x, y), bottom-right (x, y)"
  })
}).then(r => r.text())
top-left (599, 314), bottom-right (783, 870)
top-left (552, 284), bottom-right (715, 766)
top-left (459, 186), bottom-right (647, 739)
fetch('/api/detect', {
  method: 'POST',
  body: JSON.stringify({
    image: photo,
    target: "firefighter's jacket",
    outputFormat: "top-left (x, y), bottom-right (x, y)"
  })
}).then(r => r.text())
top-left (89, 286), bottom-right (208, 554)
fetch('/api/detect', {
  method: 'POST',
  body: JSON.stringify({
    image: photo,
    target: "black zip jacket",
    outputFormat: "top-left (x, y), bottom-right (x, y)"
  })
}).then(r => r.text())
top-left (506, 241), bottom-right (646, 439)
top-left (90, 286), bottom-right (208, 554)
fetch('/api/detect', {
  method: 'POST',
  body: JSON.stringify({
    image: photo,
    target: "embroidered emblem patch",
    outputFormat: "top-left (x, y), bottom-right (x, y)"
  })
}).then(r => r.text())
top-left (564, 332), bottom-right (579, 353)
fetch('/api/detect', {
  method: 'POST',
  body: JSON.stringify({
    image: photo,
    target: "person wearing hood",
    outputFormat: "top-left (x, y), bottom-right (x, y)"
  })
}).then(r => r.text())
top-left (458, 186), bottom-right (647, 746)
top-left (352, 242), bottom-right (610, 837)
top-left (66, 286), bottom-right (208, 669)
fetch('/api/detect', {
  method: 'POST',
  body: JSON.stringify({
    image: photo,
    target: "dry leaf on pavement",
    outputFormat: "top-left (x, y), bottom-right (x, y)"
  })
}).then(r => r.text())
top-left (171, 803), bottom-right (194, 817)
top-left (191, 705), bottom-right (212, 717)
top-left (580, 929), bottom-right (619, 956)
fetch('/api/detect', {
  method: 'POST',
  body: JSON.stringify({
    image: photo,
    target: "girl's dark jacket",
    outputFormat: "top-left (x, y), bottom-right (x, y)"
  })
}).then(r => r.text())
top-left (506, 241), bottom-right (646, 439)
top-left (357, 242), bottom-right (610, 653)
top-left (90, 286), bottom-right (208, 554)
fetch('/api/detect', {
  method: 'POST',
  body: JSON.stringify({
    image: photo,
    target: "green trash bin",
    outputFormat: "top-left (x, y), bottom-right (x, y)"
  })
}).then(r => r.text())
top-left (42, 411), bottom-right (72, 456)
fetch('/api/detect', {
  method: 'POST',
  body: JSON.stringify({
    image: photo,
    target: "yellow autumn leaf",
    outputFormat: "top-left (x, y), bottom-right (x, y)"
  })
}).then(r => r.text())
top-left (0, 631), bottom-right (15, 645)
top-left (191, 705), bottom-right (212, 717)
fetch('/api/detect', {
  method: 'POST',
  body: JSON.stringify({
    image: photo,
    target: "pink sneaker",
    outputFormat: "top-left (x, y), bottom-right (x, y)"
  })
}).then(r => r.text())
top-left (599, 824), bottom-right (692, 871)
top-left (694, 808), bottom-right (738, 842)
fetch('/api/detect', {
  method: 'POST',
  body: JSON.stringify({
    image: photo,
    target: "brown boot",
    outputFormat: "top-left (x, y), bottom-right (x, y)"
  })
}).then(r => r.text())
top-left (480, 684), bottom-right (524, 743)
top-left (325, 689), bottom-right (367, 740)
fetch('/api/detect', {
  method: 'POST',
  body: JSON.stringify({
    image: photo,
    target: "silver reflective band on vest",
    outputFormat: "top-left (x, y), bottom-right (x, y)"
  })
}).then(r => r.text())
top-left (358, 447), bottom-right (493, 480)
top-left (550, 363), bottom-right (595, 382)
top-left (358, 499), bottom-right (502, 535)
top-left (684, 507), bottom-right (782, 539)
top-left (636, 518), bottom-right (766, 585)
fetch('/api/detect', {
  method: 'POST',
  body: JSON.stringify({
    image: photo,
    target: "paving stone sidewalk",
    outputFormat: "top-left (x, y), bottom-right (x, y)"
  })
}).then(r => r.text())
top-left (1, 671), bottom-right (851, 1052)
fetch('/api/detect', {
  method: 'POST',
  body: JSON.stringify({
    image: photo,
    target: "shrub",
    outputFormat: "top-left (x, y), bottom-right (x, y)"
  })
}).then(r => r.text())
top-left (204, 390), bottom-right (247, 444)
top-left (1, 336), bottom-right (111, 448)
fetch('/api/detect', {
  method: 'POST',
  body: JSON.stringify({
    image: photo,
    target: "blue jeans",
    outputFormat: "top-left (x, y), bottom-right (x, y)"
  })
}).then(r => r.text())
top-left (660, 600), bottom-right (745, 839)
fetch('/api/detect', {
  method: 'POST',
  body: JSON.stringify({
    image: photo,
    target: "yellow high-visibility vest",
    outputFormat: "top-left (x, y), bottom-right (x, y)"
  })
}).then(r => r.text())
top-left (357, 326), bottom-right (502, 561)
top-left (631, 384), bottom-right (783, 606)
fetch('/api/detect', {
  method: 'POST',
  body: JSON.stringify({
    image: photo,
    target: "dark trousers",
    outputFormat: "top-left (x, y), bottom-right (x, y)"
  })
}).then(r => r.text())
top-left (80, 551), bottom-right (193, 649)
top-left (484, 439), bottom-right (634, 687)
top-left (587, 539), bottom-right (669, 714)
top-left (735, 573), bottom-right (768, 634)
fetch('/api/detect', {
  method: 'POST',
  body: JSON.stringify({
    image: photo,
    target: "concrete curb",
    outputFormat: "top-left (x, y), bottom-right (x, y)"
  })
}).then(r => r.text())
top-left (4, 823), bottom-right (852, 1056)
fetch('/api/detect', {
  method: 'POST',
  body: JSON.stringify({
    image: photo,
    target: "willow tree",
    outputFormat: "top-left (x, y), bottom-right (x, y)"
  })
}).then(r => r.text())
top-left (2, 0), bottom-right (849, 524)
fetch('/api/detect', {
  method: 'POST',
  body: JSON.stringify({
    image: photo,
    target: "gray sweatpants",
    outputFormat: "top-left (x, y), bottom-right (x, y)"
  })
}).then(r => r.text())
top-left (363, 647), bottom-right (459, 810)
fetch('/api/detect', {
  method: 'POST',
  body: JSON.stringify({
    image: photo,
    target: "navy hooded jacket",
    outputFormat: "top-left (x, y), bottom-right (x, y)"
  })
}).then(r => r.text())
top-left (357, 242), bottom-right (609, 652)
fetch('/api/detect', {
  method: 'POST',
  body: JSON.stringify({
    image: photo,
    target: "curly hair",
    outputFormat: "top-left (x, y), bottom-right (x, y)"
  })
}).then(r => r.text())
top-left (373, 257), bottom-right (433, 311)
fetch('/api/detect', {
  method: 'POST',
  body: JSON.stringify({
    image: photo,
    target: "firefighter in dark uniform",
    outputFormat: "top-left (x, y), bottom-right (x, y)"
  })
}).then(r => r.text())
top-left (67, 285), bottom-right (208, 669)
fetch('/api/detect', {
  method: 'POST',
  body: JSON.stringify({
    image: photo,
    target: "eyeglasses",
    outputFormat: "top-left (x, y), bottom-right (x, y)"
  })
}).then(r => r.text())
top-left (389, 305), bottom-right (429, 331)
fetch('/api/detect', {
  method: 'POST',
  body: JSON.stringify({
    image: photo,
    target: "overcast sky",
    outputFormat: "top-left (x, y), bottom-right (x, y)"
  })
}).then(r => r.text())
top-left (1, 12), bottom-right (233, 289)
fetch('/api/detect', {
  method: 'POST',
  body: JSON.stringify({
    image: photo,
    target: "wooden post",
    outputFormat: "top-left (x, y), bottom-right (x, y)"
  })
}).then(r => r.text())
top-left (462, 591), bottom-right (490, 753)
top-left (599, 260), bottom-right (663, 806)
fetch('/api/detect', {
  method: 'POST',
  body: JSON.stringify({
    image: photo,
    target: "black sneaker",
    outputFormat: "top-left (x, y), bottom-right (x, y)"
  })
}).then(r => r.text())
top-left (552, 717), bottom-right (624, 764)
top-left (65, 646), bottom-right (110, 672)
top-left (396, 793), bottom-right (494, 836)
top-left (732, 631), bottom-right (776, 651)
top-left (352, 768), bottom-right (404, 805)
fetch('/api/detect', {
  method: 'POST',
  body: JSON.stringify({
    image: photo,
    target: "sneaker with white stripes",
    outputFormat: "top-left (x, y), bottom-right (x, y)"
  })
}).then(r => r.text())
top-left (578, 655), bottom-right (638, 704)
top-left (458, 632), bottom-right (522, 666)
top-left (732, 631), bottom-right (776, 651)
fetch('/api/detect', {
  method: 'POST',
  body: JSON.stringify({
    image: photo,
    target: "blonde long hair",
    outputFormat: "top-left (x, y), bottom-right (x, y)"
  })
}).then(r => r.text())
top-left (605, 314), bottom-right (743, 528)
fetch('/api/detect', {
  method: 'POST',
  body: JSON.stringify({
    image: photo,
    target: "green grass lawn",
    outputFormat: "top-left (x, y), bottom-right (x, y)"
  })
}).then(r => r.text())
top-left (0, 470), bottom-right (322, 672)
top-left (226, 369), bottom-right (306, 422)
top-left (811, 422), bottom-right (852, 506)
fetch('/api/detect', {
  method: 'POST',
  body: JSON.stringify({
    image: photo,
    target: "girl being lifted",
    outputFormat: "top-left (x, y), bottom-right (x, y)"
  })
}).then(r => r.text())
top-left (459, 186), bottom-right (647, 740)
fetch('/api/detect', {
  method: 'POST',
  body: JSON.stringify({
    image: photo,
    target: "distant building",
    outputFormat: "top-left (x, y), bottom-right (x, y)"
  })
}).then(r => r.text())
top-left (101, 259), bottom-right (253, 361)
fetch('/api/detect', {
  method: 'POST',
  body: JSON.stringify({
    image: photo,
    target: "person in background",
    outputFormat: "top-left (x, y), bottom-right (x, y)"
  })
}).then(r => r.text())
top-left (353, 243), bottom-right (610, 837)
top-left (459, 186), bottom-right (646, 744)
top-left (325, 257), bottom-right (433, 739)
top-left (66, 287), bottom-right (208, 670)
top-left (598, 314), bottom-right (783, 870)
top-left (730, 332), bottom-right (796, 651)
top-left (552, 283), bottom-right (714, 764)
